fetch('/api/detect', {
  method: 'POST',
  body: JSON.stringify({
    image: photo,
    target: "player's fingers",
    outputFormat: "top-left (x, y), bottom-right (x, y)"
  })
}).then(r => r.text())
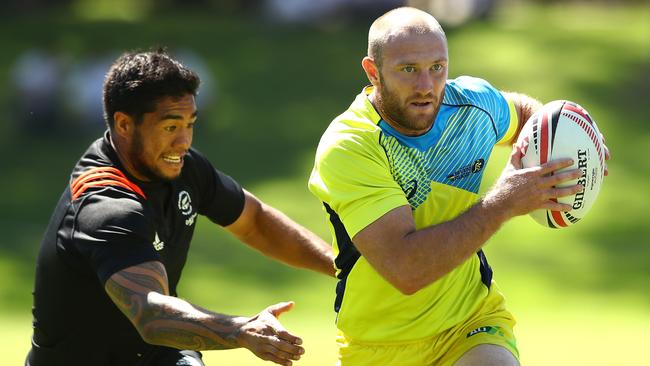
top-left (537, 158), bottom-right (574, 175)
top-left (260, 351), bottom-right (295, 366)
top-left (508, 143), bottom-right (524, 170)
top-left (266, 301), bottom-right (294, 318)
top-left (541, 200), bottom-right (574, 212)
top-left (548, 184), bottom-right (584, 200)
top-left (273, 348), bottom-right (302, 361)
top-left (261, 302), bottom-right (303, 345)
top-left (260, 323), bottom-right (302, 346)
top-left (268, 334), bottom-right (305, 356)
top-left (257, 337), bottom-right (303, 366)
top-left (600, 136), bottom-right (611, 177)
top-left (261, 344), bottom-right (302, 363)
top-left (274, 327), bottom-right (303, 345)
top-left (544, 168), bottom-right (582, 186)
top-left (600, 134), bottom-right (611, 175)
top-left (600, 134), bottom-right (609, 154)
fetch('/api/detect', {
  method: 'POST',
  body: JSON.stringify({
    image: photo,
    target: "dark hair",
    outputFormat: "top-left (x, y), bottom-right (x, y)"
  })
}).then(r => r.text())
top-left (103, 48), bottom-right (200, 129)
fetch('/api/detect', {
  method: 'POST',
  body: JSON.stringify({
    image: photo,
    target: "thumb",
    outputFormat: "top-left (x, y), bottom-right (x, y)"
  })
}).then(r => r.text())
top-left (509, 142), bottom-right (524, 170)
top-left (266, 301), bottom-right (295, 318)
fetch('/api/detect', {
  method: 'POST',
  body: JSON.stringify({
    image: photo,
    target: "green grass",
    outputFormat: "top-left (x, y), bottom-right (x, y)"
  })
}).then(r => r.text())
top-left (1, 2), bottom-right (649, 365)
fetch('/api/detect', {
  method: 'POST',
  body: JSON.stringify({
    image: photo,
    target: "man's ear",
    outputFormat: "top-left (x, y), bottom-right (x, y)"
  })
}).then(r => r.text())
top-left (362, 57), bottom-right (381, 86)
top-left (113, 111), bottom-right (134, 138)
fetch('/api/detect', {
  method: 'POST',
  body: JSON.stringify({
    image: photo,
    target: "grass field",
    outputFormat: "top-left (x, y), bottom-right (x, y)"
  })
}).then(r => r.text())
top-left (1, 2), bottom-right (649, 365)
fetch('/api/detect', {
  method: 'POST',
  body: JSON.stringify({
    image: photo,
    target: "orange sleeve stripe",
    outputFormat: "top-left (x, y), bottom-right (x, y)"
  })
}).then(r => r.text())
top-left (74, 181), bottom-right (143, 200)
top-left (71, 167), bottom-right (137, 195)
top-left (71, 167), bottom-right (146, 201)
top-left (71, 171), bottom-right (126, 193)
top-left (70, 170), bottom-right (141, 195)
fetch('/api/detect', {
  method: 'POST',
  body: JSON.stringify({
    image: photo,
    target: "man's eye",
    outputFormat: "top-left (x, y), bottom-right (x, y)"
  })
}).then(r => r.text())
top-left (432, 64), bottom-right (443, 71)
top-left (164, 125), bottom-right (176, 132)
top-left (402, 66), bottom-right (416, 73)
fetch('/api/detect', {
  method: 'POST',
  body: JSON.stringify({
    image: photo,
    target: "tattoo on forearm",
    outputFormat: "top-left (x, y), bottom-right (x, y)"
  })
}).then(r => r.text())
top-left (142, 318), bottom-right (241, 350)
top-left (104, 261), bottom-right (242, 350)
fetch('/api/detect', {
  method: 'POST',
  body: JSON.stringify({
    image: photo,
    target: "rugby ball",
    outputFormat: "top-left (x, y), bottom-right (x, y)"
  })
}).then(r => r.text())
top-left (516, 100), bottom-right (605, 228)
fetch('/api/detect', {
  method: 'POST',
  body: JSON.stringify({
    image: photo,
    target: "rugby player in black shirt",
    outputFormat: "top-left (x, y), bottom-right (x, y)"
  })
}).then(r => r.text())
top-left (26, 49), bottom-right (335, 366)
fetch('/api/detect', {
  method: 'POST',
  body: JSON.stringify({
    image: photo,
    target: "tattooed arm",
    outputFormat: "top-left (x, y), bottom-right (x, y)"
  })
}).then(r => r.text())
top-left (105, 261), bottom-right (304, 366)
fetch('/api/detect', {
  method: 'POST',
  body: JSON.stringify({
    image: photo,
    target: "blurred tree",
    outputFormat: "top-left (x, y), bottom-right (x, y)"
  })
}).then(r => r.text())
top-left (2, 0), bottom-right (73, 13)
top-left (152, 0), bottom-right (265, 14)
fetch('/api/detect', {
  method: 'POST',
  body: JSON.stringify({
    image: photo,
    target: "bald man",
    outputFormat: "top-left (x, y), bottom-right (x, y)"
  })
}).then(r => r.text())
top-left (309, 7), bottom-right (588, 366)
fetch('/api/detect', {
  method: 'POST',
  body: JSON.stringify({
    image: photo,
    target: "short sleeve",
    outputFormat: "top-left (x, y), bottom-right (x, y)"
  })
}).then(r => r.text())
top-left (309, 129), bottom-right (408, 238)
top-left (451, 76), bottom-right (517, 144)
top-left (189, 150), bottom-right (245, 226)
top-left (72, 191), bottom-right (160, 285)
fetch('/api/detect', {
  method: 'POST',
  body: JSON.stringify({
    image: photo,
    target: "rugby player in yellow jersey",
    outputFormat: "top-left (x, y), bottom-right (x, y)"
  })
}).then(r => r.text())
top-left (309, 7), bottom-right (609, 366)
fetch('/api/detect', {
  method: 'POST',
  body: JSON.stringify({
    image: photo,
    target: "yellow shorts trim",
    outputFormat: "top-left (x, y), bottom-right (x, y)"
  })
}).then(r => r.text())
top-left (336, 284), bottom-right (519, 366)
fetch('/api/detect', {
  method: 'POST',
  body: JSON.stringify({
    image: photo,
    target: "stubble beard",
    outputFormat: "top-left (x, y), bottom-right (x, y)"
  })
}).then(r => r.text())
top-left (129, 128), bottom-right (174, 182)
top-left (377, 77), bottom-right (444, 134)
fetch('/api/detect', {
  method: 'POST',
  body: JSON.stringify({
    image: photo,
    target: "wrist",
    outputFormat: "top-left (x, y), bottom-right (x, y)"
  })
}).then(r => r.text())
top-left (229, 316), bottom-right (250, 348)
top-left (478, 192), bottom-right (511, 226)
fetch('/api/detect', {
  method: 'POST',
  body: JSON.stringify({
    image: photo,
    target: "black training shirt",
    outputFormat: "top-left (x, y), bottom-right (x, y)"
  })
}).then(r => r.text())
top-left (28, 131), bottom-right (245, 365)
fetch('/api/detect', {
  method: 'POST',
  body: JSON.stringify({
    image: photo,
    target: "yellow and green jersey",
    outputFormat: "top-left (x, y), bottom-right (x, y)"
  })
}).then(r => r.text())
top-left (309, 76), bottom-right (518, 343)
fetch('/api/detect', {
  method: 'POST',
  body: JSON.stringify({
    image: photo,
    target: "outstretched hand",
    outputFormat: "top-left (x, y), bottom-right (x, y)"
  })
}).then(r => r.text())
top-left (484, 144), bottom-right (585, 219)
top-left (237, 301), bottom-right (304, 366)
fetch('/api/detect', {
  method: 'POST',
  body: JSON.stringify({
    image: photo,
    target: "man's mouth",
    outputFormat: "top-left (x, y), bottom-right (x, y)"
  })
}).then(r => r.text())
top-left (410, 101), bottom-right (433, 109)
top-left (162, 154), bottom-right (184, 164)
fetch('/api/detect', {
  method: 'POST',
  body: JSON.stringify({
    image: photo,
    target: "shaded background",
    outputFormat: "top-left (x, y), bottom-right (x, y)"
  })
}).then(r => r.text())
top-left (1, 0), bottom-right (649, 365)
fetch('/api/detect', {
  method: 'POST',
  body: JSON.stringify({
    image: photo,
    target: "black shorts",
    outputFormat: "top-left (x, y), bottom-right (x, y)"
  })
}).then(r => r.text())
top-left (25, 346), bottom-right (204, 366)
top-left (137, 347), bottom-right (204, 366)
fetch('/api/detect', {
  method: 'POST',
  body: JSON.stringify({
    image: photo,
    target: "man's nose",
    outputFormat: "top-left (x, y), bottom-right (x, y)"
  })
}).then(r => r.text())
top-left (174, 127), bottom-right (192, 149)
top-left (414, 71), bottom-right (434, 94)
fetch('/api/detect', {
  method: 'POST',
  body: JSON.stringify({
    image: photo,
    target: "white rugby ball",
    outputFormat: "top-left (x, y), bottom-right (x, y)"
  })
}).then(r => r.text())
top-left (516, 100), bottom-right (605, 228)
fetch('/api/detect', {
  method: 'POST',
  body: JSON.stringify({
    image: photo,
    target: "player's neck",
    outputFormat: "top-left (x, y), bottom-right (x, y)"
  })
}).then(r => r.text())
top-left (368, 91), bottom-right (433, 137)
top-left (109, 133), bottom-right (151, 182)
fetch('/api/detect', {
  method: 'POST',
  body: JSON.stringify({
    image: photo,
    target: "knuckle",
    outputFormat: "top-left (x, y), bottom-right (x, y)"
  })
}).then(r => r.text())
top-left (261, 344), bottom-right (275, 353)
top-left (278, 350), bottom-right (294, 359)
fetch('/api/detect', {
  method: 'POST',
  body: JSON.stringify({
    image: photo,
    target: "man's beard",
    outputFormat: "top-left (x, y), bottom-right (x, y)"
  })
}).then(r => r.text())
top-left (377, 76), bottom-right (444, 134)
top-left (128, 128), bottom-right (169, 182)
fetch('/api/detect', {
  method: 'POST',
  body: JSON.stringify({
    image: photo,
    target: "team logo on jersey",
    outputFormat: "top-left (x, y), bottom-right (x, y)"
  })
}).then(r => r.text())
top-left (447, 159), bottom-right (485, 181)
top-left (152, 232), bottom-right (165, 251)
top-left (185, 212), bottom-right (198, 226)
top-left (467, 325), bottom-right (503, 338)
top-left (178, 190), bottom-right (193, 216)
top-left (403, 179), bottom-right (418, 200)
